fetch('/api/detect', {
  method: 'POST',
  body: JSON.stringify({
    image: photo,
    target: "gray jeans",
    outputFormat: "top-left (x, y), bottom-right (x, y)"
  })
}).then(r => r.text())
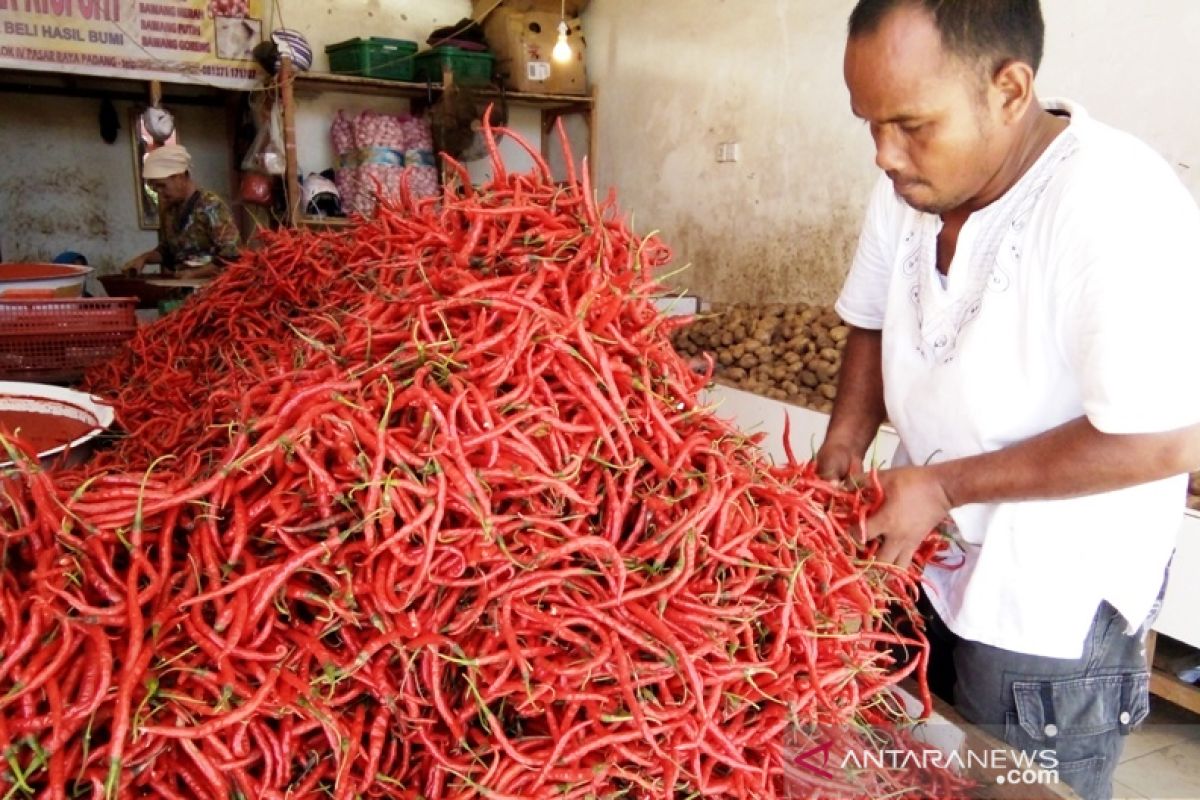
top-left (923, 594), bottom-right (1157, 800)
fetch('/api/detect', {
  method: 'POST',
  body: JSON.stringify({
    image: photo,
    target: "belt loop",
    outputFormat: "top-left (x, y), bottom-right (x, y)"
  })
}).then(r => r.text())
top-left (1117, 678), bottom-right (1133, 735)
top-left (1040, 682), bottom-right (1059, 742)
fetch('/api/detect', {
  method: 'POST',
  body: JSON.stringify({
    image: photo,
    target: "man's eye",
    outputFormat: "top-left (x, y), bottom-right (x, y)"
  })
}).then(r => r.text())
top-left (900, 122), bottom-right (926, 134)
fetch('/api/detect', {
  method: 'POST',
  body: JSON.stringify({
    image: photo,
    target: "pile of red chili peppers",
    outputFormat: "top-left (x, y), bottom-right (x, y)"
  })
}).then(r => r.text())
top-left (0, 122), bottom-right (970, 798)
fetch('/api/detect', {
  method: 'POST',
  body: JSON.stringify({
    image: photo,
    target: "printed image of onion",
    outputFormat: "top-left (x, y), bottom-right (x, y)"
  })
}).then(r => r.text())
top-left (208, 0), bottom-right (249, 18)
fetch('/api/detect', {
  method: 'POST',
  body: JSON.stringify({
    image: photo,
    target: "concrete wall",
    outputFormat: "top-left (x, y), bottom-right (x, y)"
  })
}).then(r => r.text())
top-left (0, 95), bottom-right (232, 272)
top-left (275, 0), bottom-right (472, 58)
top-left (583, 0), bottom-right (1200, 305)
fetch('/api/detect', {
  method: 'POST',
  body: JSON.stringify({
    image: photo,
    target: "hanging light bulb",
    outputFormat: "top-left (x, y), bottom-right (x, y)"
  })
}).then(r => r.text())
top-left (552, 19), bottom-right (572, 63)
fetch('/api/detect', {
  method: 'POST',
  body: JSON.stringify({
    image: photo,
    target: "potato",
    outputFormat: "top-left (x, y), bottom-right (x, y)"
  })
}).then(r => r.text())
top-left (682, 306), bottom-right (845, 405)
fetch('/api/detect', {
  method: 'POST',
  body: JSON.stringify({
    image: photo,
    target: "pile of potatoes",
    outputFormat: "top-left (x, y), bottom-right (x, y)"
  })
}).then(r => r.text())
top-left (671, 303), bottom-right (849, 413)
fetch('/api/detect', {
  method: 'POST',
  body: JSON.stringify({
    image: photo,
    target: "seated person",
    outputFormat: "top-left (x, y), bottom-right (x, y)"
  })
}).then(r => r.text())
top-left (123, 144), bottom-right (240, 279)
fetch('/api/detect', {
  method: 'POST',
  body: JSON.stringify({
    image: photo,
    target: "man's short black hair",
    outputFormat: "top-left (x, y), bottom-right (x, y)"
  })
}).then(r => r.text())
top-left (848, 0), bottom-right (1045, 74)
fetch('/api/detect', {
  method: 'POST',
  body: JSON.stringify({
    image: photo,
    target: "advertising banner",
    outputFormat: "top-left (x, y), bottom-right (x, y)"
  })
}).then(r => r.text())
top-left (0, 0), bottom-right (266, 89)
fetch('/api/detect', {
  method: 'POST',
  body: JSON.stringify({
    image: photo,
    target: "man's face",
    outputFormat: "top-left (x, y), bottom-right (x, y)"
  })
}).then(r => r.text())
top-left (147, 173), bottom-right (189, 205)
top-left (844, 6), bottom-right (1006, 215)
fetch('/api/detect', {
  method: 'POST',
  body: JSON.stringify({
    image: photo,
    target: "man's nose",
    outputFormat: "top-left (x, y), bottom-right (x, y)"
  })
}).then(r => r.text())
top-left (872, 125), bottom-right (907, 174)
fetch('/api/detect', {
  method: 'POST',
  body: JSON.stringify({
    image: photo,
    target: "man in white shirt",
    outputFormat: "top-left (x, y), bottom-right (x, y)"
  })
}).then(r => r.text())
top-left (817, 2), bottom-right (1200, 798)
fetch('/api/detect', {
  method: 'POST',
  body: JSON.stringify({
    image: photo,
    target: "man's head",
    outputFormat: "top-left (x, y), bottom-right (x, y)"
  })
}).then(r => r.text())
top-left (844, 0), bottom-right (1046, 214)
top-left (143, 144), bottom-right (195, 205)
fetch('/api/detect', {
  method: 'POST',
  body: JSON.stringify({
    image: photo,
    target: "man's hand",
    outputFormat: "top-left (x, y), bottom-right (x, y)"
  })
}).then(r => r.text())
top-left (122, 255), bottom-right (147, 276)
top-left (815, 438), bottom-right (865, 482)
top-left (865, 466), bottom-right (953, 569)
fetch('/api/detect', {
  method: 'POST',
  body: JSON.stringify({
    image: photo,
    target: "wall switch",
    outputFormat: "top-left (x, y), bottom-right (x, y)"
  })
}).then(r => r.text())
top-left (717, 141), bottom-right (741, 163)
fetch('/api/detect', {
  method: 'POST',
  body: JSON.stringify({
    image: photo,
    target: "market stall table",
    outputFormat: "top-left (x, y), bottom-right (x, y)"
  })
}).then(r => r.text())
top-left (141, 277), bottom-right (212, 291)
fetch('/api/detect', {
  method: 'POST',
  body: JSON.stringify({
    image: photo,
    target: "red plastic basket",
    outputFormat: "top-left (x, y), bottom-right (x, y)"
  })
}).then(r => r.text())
top-left (0, 298), bottom-right (137, 382)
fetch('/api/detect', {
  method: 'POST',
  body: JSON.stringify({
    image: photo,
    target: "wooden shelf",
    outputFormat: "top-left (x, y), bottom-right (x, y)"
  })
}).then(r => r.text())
top-left (1150, 668), bottom-right (1200, 716)
top-left (1146, 631), bottom-right (1200, 715)
top-left (275, 56), bottom-right (598, 228)
top-left (291, 72), bottom-right (592, 112)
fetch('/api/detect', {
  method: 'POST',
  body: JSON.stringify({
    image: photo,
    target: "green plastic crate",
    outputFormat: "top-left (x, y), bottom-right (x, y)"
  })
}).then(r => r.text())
top-left (413, 47), bottom-right (495, 86)
top-left (325, 37), bottom-right (419, 81)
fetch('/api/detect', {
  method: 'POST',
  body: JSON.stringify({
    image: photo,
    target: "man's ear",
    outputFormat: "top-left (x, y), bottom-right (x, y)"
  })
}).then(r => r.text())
top-left (991, 59), bottom-right (1036, 123)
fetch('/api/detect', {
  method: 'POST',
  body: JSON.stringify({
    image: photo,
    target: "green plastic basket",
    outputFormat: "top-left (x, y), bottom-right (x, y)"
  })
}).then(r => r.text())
top-left (325, 37), bottom-right (419, 81)
top-left (413, 46), bottom-right (495, 86)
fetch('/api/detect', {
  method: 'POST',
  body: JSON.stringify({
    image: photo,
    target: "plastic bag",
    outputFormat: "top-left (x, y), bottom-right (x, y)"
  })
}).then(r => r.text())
top-left (241, 93), bottom-right (286, 176)
top-left (239, 172), bottom-right (273, 206)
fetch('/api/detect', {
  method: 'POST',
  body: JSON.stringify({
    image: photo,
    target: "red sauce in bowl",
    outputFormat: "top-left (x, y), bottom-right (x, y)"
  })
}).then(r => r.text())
top-left (0, 409), bottom-right (95, 454)
top-left (0, 263), bottom-right (89, 282)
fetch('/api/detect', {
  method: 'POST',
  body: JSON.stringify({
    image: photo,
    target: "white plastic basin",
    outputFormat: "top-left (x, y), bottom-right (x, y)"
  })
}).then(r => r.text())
top-left (0, 263), bottom-right (92, 298)
top-left (0, 381), bottom-right (114, 468)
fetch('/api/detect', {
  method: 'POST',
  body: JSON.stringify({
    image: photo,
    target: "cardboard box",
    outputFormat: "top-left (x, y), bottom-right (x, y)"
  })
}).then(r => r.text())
top-left (473, 0), bottom-right (590, 17)
top-left (479, 8), bottom-right (588, 95)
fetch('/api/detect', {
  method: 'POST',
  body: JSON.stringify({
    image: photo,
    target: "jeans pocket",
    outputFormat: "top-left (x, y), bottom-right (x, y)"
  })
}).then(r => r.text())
top-left (1011, 672), bottom-right (1149, 741)
top-left (1004, 672), bottom-right (1149, 800)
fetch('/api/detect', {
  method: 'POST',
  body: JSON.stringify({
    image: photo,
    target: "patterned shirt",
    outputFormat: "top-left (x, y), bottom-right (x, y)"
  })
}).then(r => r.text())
top-left (156, 190), bottom-right (240, 269)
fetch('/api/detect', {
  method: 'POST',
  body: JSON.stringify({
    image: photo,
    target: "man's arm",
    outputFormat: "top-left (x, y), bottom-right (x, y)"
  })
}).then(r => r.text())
top-left (207, 196), bottom-right (241, 265)
top-left (815, 326), bottom-right (888, 479)
top-left (868, 418), bottom-right (1200, 567)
